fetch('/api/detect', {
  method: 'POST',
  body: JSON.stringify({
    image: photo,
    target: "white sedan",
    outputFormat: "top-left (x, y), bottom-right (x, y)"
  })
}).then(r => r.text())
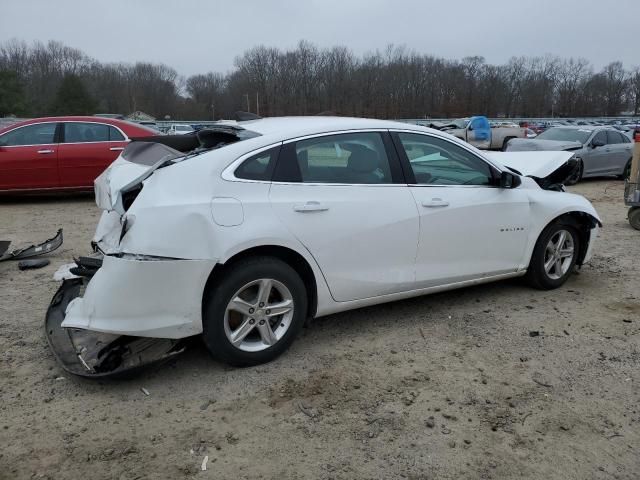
top-left (47, 117), bottom-right (601, 374)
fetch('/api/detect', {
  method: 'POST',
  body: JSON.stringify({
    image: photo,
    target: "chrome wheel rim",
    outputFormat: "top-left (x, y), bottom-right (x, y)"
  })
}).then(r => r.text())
top-left (223, 278), bottom-right (294, 352)
top-left (544, 230), bottom-right (575, 280)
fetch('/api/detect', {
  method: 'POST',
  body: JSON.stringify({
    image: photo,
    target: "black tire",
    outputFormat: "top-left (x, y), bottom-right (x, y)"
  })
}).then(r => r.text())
top-left (564, 159), bottom-right (583, 186)
top-left (618, 159), bottom-right (631, 180)
top-left (525, 222), bottom-right (581, 290)
top-left (629, 207), bottom-right (640, 231)
top-left (202, 256), bottom-right (307, 366)
top-left (502, 137), bottom-right (516, 152)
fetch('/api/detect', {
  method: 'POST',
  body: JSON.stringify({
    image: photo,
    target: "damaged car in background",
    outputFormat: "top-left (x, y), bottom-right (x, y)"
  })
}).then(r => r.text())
top-left (46, 116), bottom-right (601, 376)
top-left (506, 125), bottom-right (633, 184)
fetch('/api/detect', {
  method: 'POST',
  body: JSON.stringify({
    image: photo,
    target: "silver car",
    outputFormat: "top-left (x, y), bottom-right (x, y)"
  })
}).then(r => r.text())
top-left (506, 126), bottom-right (632, 184)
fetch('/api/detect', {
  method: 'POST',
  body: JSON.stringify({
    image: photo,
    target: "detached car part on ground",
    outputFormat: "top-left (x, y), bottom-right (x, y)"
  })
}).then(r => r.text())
top-left (46, 117), bottom-right (601, 376)
top-left (1, 229), bottom-right (63, 262)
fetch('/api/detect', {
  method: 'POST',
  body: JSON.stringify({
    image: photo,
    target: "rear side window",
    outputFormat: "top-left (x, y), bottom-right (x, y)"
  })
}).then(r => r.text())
top-left (235, 146), bottom-right (280, 181)
top-left (275, 132), bottom-right (393, 184)
top-left (109, 126), bottom-right (125, 141)
top-left (0, 123), bottom-right (56, 146)
top-left (64, 122), bottom-right (110, 143)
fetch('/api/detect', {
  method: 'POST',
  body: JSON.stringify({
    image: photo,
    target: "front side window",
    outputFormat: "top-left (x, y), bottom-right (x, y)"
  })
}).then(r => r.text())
top-left (235, 146), bottom-right (280, 181)
top-left (0, 123), bottom-right (56, 146)
top-left (282, 132), bottom-right (393, 184)
top-left (592, 131), bottom-right (607, 146)
top-left (64, 122), bottom-right (109, 143)
top-left (397, 133), bottom-right (493, 186)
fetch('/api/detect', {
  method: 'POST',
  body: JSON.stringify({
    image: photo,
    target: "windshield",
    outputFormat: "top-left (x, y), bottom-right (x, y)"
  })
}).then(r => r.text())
top-left (536, 128), bottom-right (591, 144)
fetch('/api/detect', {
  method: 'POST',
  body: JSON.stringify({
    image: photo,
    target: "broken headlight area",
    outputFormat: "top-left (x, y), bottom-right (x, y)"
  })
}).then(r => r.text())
top-left (45, 271), bottom-right (187, 378)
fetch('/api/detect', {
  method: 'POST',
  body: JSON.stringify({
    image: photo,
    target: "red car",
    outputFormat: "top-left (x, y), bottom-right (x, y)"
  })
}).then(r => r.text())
top-left (0, 116), bottom-right (157, 193)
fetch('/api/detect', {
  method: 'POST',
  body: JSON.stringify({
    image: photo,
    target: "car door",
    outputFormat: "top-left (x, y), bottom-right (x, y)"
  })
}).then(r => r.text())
top-left (57, 122), bottom-right (127, 188)
top-left (585, 130), bottom-right (611, 176)
top-left (391, 131), bottom-right (531, 288)
top-left (606, 130), bottom-right (632, 175)
top-left (269, 131), bottom-right (419, 302)
top-left (0, 122), bottom-right (60, 191)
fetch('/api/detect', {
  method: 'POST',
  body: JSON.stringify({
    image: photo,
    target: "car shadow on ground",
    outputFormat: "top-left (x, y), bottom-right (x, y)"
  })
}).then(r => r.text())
top-left (77, 276), bottom-right (536, 386)
top-left (0, 192), bottom-right (94, 204)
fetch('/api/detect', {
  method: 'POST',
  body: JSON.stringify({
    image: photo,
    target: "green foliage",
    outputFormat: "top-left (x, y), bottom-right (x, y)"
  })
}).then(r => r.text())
top-left (50, 74), bottom-right (96, 115)
top-left (0, 70), bottom-right (26, 116)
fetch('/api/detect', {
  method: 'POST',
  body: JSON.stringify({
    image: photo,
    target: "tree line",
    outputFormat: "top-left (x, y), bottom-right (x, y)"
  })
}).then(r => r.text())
top-left (1, 39), bottom-right (639, 120)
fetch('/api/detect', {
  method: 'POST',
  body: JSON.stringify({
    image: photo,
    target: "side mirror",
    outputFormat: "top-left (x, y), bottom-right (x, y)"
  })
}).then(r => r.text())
top-left (591, 139), bottom-right (605, 148)
top-left (468, 124), bottom-right (474, 131)
top-left (500, 171), bottom-right (521, 189)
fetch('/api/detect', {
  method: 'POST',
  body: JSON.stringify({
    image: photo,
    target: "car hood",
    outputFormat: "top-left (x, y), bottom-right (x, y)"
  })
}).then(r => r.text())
top-left (506, 138), bottom-right (583, 152)
top-left (486, 151), bottom-right (578, 189)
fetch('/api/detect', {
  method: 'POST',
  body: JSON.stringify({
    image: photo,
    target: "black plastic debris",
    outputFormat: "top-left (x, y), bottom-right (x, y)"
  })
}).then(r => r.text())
top-left (0, 229), bottom-right (63, 262)
top-left (18, 258), bottom-right (50, 270)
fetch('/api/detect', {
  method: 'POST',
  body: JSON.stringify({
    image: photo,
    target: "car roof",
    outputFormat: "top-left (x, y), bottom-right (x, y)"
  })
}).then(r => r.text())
top-left (0, 116), bottom-right (156, 136)
top-left (237, 116), bottom-right (430, 138)
top-left (549, 125), bottom-right (605, 132)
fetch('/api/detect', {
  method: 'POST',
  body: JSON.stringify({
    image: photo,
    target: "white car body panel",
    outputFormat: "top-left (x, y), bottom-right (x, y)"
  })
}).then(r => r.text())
top-left (269, 183), bottom-right (419, 301)
top-left (59, 117), bottom-right (601, 339)
top-left (408, 186), bottom-right (531, 286)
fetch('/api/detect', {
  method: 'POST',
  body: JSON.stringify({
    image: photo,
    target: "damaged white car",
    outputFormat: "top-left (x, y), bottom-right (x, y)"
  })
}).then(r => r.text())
top-left (46, 117), bottom-right (601, 376)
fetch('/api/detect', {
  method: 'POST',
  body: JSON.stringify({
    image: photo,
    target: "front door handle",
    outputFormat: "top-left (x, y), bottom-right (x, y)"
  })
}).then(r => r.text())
top-left (293, 201), bottom-right (329, 212)
top-left (422, 198), bottom-right (449, 208)
top-left (109, 147), bottom-right (125, 151)
top-left (37, 149), bottom-right (54, 154)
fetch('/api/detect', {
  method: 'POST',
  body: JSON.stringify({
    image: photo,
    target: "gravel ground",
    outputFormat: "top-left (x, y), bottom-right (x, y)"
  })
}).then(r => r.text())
top-left (0, 179), bottom-right (638, 480)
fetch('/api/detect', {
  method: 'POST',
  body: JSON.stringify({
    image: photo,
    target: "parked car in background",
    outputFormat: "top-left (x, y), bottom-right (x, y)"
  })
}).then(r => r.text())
top-left (439, 116), bottom-right (527, 151)
top-left (167, 124), bottom-right (195, 135)
top-left (506, 126), bottom-right (633, 183)
top-left (47, 116), bottom-right (601, 373)
top-left (0, 116), bottom-right (157, 193)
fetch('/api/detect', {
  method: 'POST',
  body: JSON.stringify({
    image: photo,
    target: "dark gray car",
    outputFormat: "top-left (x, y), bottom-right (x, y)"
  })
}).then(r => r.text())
top-left (506, 126), bottom-right (632, 183)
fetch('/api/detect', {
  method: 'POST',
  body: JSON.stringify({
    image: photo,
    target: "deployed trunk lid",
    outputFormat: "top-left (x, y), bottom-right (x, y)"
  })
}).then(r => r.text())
top-left (94, 126), bottom-right (259, 214)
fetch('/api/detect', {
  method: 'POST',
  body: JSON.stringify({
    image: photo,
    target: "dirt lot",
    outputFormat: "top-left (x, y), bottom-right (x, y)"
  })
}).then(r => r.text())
top-left (0, 179), bottom-right (638, 480)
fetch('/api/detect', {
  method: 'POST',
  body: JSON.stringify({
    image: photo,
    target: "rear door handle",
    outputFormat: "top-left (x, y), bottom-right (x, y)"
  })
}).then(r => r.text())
top-left (422, 198), bottom-right (449, 208)
top-left (37, 149), bottom-right (54, 154)
top-left (109, 147), bottom-right (125, 151)
top-left (293, 201), bottom-right (329, 212)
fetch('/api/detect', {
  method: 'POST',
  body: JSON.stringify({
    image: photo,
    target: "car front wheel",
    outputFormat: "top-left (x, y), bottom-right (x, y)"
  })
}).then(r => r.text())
top-left (525, 222), bottom-right (580, 289)
top-left (202, 257), bottom-right (307, 366)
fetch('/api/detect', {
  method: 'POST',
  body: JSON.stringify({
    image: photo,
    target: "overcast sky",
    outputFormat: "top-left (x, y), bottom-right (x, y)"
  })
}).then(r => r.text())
top-left (1, 0), bottom-right (638, 76)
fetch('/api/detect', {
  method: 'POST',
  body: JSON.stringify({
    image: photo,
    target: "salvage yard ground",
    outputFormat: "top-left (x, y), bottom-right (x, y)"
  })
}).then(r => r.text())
top-left (0, 179), bottom-right (638, 480)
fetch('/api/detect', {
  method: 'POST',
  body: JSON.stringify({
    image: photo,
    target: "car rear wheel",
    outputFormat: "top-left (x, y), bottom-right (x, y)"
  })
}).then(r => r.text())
top-left (564, 159), bottom-right (583, 186)
top-left (525, 222), bottom-right (580, 290)
top-left (202, 256), bottom-right (307, 366)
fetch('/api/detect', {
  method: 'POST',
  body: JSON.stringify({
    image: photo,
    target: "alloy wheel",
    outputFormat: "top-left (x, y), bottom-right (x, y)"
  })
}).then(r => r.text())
top-left (543, 229), bottom-right (575, 280)
top-left (223, 278), bottom-right (294, 352)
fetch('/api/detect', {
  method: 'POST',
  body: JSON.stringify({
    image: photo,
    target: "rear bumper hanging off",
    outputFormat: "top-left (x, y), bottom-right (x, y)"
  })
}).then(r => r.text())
top-left (45, 278), bottom-right (188, 377)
